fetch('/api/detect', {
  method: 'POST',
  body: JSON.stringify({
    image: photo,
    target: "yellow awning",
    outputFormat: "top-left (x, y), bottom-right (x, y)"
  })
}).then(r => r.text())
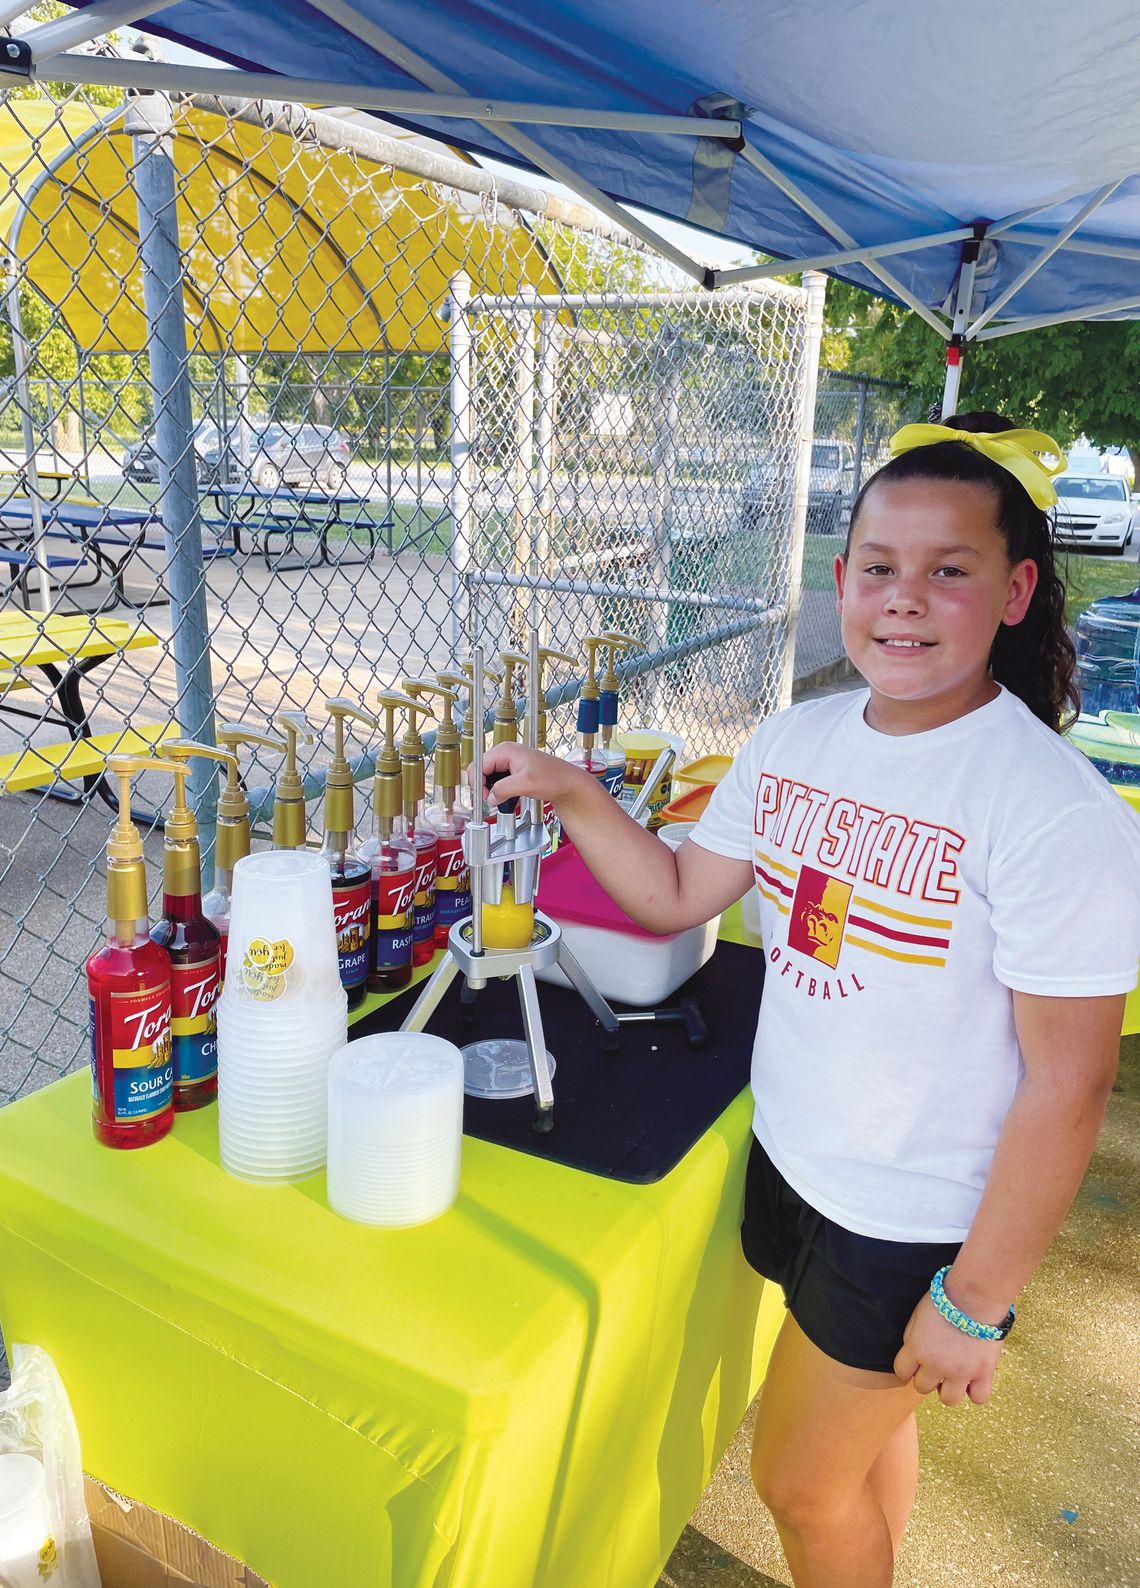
top-left (1, 101), bottom-right (560, 355)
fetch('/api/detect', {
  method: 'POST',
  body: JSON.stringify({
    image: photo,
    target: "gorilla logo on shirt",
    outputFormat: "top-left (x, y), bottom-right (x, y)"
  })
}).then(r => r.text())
top-left (788, 866), bottom-right (852, 969)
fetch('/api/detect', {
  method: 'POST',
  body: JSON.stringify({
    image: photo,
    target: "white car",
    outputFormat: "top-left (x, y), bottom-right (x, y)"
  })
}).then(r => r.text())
top-left (1053, 473), bottom-right (1135, 553)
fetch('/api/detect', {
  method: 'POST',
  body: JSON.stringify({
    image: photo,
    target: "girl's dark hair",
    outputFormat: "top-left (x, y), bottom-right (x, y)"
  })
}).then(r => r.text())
top-left (847, 410), bottom-right (1078, 732)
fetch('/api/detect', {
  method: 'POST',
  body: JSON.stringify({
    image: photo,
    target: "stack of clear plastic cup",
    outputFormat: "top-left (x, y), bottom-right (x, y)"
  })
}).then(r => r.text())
top-left (217, 850), bottom-right (347, 1183)
top-left (0, 1453), bottom-right (51, 1588)
top-left (327, 1032), bottom-right (464, 1227)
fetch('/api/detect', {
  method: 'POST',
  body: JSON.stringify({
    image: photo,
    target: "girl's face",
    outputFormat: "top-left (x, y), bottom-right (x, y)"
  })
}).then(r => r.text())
top-left (835, 477), bottom-right (1038, 734)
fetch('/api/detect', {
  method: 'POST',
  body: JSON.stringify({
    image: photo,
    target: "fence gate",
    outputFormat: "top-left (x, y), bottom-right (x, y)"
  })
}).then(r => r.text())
top-left (0, 75), bottom-right (821, 1103)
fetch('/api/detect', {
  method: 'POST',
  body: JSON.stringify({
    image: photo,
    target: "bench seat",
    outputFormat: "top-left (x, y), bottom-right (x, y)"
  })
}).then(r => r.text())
top-left (0, 721), bottom-right (180, 794)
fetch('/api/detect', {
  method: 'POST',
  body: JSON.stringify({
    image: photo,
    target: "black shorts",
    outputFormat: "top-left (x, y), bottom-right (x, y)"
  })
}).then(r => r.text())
top-left (741, 1134), bottom-right (962, 1373)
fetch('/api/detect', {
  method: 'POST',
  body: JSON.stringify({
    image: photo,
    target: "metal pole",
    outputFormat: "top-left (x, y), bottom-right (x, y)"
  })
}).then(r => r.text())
top-left (127, 90), bottom-right (218, 849)
top-left (448, 272), bottom-right (475, 655)
top-left (4, 281), bottom-right (52, 612)
top-left (533, 311), bottom-right (558, 646)
top-left (778, 271), bottom-right (827, 711)
top-left (940, 236), bottom-right (981, 420)
top-left (852, 378), bottom-right (868, 494)
top-left (648, 327), bottom-right (682, 714)
top-left (512, 311), bottom-right (537, 640)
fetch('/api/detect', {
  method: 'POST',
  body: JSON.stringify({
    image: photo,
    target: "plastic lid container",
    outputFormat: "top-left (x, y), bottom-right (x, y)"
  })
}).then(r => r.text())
top-left (327, 1033), bottom-right (464, 1227)
top-left (1074, 586), bottom-right (1140, 665)
top-left (656, 820), bottom-right (697, 852)
top-left (660, 783), bottom-right (715, 823)
top-left (672, 754), bottom-right (732, 793)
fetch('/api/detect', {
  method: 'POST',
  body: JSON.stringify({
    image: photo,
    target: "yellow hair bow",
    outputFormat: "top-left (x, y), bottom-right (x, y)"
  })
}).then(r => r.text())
top-left (888, 424), bottom-right (1067, 510)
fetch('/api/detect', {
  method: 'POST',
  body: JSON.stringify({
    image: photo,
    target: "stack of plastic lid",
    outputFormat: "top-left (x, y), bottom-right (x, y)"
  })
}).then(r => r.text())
top-left (327, 1032), bottom-right (464, 1227)
top-left (1074, 587), bottom-right (1140, 717)
top-left (217, 851), bottom-right (347, 1183)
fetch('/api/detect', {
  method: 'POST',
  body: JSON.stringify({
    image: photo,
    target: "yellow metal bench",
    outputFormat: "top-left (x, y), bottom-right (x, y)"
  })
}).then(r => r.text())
top-left (0, 721), bottom-right (179, 794)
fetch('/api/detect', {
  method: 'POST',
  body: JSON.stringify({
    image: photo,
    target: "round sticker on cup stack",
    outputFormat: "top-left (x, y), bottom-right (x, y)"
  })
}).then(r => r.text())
top-left (240, 936), bottom-right (295, 1000)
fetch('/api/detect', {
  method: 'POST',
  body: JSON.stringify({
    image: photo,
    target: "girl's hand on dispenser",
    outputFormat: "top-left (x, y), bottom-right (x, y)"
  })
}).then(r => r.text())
top-left (479, 743), bottom-right (583, 809)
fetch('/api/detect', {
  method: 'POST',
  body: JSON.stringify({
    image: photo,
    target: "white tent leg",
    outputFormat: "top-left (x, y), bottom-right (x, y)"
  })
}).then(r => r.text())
top-left (5, 281), bottom-right (52, 614)
top-left (940, 237), bottom-right (981, 419)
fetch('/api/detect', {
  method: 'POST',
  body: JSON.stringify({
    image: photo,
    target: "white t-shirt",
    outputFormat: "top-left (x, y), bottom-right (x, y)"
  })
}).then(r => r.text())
top-left (691, 686), bottom-right (1140, 1241)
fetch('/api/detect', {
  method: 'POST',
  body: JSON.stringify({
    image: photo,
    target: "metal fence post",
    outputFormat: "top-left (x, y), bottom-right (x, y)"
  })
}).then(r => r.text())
top-left (779, 270), bottom-right (828, 711)
top-left (126, 90), bottom-right (218, 844)
top-left (448, 272), bottom-right (475, 655)
top-left (852, 377), bottom-right (868, 494)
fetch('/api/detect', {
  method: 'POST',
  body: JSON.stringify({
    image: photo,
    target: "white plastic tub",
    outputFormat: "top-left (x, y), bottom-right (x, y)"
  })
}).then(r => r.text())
top-left (535, 844), bottom-right (719, 1007)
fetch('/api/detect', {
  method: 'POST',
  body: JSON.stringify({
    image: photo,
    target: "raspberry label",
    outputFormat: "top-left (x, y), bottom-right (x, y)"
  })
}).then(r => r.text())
top-left (333, 875), bottom-right (371, 988)
top-left (96, 981), bottom-right (174, 1122)
top-left (435, 833), bottom-right (471, 932)
top-left (373, 868), bottom-right (415, 972)
top-left (170, 955), bottom-right (220, 1087)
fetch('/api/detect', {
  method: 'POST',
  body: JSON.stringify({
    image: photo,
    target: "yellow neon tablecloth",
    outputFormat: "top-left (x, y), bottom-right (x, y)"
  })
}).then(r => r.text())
top-left (0, 925), bottom-right (782, 1588)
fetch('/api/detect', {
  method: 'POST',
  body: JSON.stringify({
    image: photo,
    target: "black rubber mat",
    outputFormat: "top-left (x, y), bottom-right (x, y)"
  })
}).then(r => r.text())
top-left (349, 940), bottom-right (763, 1183)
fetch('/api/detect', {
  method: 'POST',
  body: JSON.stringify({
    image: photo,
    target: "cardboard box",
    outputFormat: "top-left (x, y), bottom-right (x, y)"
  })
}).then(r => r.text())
top-left (84, 1478), bottom-right (270, 1588)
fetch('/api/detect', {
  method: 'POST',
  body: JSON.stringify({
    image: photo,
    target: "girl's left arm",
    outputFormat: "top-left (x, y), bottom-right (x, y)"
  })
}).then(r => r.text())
top-left (894, 990), bottom-right (1123, 1407)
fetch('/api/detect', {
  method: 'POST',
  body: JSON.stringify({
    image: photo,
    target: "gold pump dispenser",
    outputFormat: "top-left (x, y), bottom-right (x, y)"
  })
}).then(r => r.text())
top-left (396, 686), bottom-right (440, 967)
top-left (406, 680), bottom-right (468, 950)
top-left (323, 697), bottom-right (378, 836)
top-left (598, 631), bottom-right (639, 795)
top-left (321, 698), bottom-right (379, 1007)
top-left (458, 659), bottom-right (502, 771)
top-left (526, 645), bottom-right (575, 749)
top-left (213, 723), bottom-right (287, 875)
top-left (272, 711), bottom-right (313, 849)
top-left (104, 755), bottom-right (171, 929)
top-left (157, 741), bottom-right (239, 896)
top-left (492, 650), bottom-right (529, 745)
top-left (154, 740), bottom-right (237, 1113)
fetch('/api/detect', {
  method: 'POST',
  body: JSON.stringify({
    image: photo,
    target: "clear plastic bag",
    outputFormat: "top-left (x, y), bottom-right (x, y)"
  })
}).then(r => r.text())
top-left (0, 1345), bottom-right (101, 1588)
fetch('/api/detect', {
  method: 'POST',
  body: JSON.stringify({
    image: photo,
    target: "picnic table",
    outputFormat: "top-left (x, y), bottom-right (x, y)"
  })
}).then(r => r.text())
top-left (0, 611), bottom-right (164, 805)
top-left (0, 497), bottom-right (165, 608)
top-left (205, 482), bottom-right (391, 567)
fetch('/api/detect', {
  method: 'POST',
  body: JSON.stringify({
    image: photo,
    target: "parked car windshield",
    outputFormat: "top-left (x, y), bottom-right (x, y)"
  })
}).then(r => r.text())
top-left (1056, 475), bottom-right (1128, 501)
top-left (812, 443), bottom-right (842, 470)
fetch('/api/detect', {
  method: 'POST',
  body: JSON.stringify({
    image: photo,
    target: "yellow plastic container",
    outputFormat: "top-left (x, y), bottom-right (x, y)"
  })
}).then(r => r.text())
top-left (672, 754), bottom-right (732, 795)
top-left (614, 728), bottom-right (685, 830)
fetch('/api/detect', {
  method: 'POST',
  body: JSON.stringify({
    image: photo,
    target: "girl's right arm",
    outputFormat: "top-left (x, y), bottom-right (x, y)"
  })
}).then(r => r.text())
top-left (480, 742), bottom-right (754, 935)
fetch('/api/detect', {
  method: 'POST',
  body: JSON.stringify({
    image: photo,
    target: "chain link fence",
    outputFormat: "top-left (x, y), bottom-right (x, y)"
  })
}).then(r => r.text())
top-left (792, 371), bottom-right (923, 684)
top-left (0, 75), bottom-right (822, 1107)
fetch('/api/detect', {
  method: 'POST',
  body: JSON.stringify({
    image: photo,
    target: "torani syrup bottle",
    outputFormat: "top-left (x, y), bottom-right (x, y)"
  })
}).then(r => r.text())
top-left (408, 677), bottom-right (469, 950)
top-left (320, 697), bottom-right (377, 1009)
top-left (360, 692), bottom-right (420, 992)
top-left (395, 687), bottom-right (439, 967)
top-left (202, 721), bottom-right (286, 979)
top-left (152, 741), bottom-right (237, 1112)
top-left (88, 757), bottom-right (174, 1150)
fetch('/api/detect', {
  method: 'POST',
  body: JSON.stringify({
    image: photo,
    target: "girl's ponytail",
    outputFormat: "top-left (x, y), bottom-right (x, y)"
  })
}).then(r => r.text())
top-left (848, 411), bottom-right (1079, 731)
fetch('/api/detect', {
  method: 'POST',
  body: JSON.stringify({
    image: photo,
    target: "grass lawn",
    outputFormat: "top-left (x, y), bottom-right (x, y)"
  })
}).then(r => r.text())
top-left (1059, 550), bottom-right (1139, 626)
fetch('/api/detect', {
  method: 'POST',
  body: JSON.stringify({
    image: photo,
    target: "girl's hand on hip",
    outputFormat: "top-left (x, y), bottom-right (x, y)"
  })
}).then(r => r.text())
top-left (893, 1292), bottom-right (1003, 1407)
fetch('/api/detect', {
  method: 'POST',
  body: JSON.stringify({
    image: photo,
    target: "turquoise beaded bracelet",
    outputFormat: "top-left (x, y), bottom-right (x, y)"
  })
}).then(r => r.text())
top-left (930, 1266), bottom-right (1015, 1341)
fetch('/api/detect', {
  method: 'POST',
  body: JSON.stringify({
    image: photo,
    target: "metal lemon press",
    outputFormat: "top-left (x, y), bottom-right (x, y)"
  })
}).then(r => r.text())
top-left (400, 631), bottom-right (619, 1132)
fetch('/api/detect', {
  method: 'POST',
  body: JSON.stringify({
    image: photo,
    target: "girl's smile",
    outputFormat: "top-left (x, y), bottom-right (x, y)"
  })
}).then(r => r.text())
top-left (835, 478), bottom-right (1038, 735)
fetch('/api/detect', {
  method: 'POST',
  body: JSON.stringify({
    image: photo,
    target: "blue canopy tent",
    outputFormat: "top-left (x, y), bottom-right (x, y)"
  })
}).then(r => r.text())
top-left (4, 0), bottom-right (1140, 414)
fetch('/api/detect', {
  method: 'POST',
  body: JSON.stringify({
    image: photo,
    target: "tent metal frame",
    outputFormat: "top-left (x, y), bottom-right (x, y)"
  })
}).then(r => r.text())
top-left (3, 0), bottom-right (1137, 396)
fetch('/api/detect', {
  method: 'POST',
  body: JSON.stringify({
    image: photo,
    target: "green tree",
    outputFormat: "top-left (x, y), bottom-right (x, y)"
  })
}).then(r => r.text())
top-left (822, 278), bottom-right (1140, 476)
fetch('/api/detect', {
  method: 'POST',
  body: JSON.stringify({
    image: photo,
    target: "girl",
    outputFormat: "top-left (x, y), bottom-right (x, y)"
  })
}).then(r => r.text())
top-left (482, 413), bottom-right (1140, 1587)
